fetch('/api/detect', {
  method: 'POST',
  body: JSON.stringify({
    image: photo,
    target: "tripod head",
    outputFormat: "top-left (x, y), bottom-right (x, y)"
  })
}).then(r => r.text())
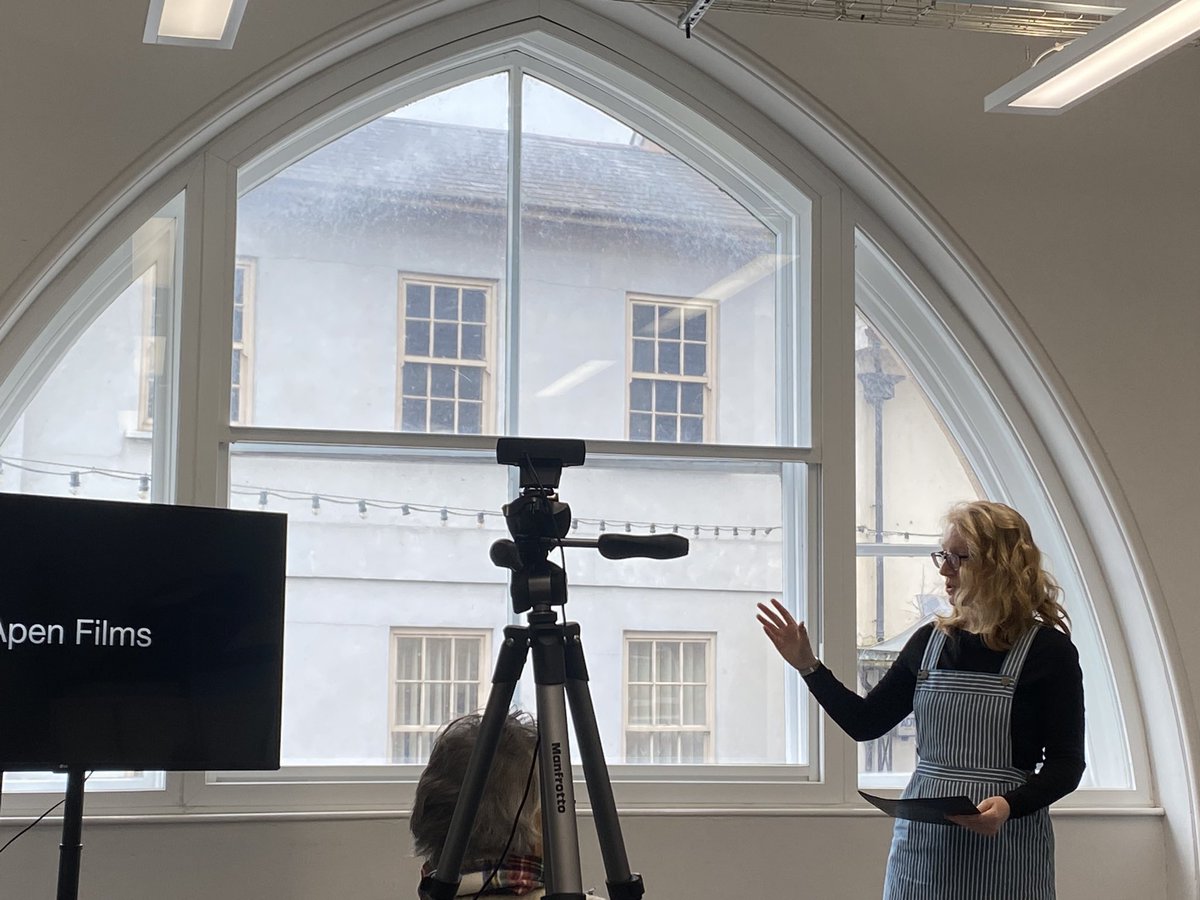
top-left (490, 438), bottom-right (688, 613)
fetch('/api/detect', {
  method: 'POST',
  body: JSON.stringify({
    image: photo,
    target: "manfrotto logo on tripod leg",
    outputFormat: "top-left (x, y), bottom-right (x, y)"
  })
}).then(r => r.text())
top-left (552, 741), bottom-right (567, 813)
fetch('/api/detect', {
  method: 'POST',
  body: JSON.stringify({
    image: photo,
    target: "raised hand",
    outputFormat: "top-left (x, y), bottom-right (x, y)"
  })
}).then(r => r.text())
top-left (756, 598), bottom-right (818, 672)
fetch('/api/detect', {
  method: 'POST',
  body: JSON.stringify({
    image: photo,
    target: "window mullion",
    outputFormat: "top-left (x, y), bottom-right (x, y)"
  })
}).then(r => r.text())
top-left (503, 63), bottom-right (523, 436)
top-left (176, 151), bottom-right (236, 508)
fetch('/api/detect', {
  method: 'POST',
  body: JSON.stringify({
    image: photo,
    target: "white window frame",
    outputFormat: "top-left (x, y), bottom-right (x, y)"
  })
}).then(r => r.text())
top-left (389, 628), bottom-right (492, 764)
top-left (623, 632), bottom-right (715, 764)
top-left (0, 11), bottom-right (1153, 827)
top-left (625, 294), bottom-right (717, 444)
top-left (396, 273), bottom-right (496, 435)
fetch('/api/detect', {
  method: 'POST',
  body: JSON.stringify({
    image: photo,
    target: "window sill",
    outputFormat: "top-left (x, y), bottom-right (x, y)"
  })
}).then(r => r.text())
top-left (0, 804), bottom-right (1165, 828)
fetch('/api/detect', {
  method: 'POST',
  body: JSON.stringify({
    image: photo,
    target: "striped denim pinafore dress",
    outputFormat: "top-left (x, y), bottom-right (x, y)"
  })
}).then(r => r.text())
top-left (882, 625), bottom-right (1055, 900)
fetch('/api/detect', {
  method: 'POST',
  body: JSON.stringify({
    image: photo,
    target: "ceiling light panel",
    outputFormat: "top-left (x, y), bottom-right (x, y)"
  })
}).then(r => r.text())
top-left (143, 0), bottom-right (249, 48)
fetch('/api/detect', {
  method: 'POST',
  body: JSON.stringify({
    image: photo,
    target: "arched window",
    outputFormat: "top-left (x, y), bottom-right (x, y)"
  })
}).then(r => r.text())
top-left (229, 60), bottom-right (810, 775)
top-left (0, 19), bottom-right (1139, 816)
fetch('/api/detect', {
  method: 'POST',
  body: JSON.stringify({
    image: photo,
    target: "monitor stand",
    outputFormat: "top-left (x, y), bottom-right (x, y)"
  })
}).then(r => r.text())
top-left (56, 767), bottom-right (85, 900)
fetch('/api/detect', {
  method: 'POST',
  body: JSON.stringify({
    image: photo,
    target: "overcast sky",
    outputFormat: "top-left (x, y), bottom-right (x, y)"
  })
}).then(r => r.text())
top-left (391, 72), bottom-right (638, 144)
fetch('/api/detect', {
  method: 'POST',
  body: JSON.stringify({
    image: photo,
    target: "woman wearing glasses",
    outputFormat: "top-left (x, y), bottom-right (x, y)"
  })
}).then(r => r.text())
top-left (756, 500), bottom-right (1084, 900)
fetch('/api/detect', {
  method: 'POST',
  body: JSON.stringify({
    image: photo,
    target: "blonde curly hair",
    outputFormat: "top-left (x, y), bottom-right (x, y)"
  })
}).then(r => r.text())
top-left (937, 500), bottom-right (1070, 650)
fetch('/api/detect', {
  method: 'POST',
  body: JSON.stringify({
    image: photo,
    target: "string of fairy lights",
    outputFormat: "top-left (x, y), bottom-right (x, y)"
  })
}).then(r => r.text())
top-left (0, 454), bottom-right (946, 541)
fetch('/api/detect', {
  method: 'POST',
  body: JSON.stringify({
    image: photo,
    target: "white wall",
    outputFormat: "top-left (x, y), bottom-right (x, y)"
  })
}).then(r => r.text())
top-left (2, 0), bottom-right (1196, 897)
top-left (0, 810), bottom-right (1167, 898)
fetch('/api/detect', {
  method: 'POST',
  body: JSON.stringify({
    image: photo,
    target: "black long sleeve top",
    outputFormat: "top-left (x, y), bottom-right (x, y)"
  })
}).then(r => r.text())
top-left (805, 623), bottom-right (1086, 819)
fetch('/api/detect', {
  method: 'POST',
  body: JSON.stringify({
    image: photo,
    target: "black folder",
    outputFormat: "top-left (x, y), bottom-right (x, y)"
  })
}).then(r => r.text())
top-left (859, 790), bottom-right (980, 824)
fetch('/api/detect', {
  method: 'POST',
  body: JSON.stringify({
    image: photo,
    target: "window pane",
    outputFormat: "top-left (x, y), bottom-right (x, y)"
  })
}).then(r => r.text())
top-left (517, 77), bottom-right (781, 445)
top-left (429, 400), bottom-right (455, 432)
top-left (434, 286), bottom-right (459, 320)
top-left (657, 341), bottom-right (680, 375)
top-left (454, 683), bottom-right (474, 716)
top-left (461, 324), bottom-right (484, 360)
top-left (656, 641), bottom-right (681, 682)
top-left (680, 382), bottom-right (704, 415)
top-left (682, 642), bottom-right (706, 681)
top-left (629, 685), bottom-right (652, 725)
top-left (228, 450), bottom-right (509, 766)
top-left (0, 206), bottom-right (179, 508)
top-left (402, 362), bottom-right (428, 396)
top-left (406, 283), bottom-right (431, 318)
top-left (455, 640), bottom-right (479, 680)
top-left (657, 305), bottom-right (680, 340)
top-left (235, 75), bottom-right (508, 431)
top-left (462, 290), bottom-right (486, 323)
top-left (562, 459), bottom-right (788, 764)
top-left (632, 339), bottom-right (654, 373)
top-left (425, 683), bottom-right (448, 725)
top-left (401, 398), bottom-right (426, 431)
top-left (406, 321), bottom-right (430, 357)
top-left (626, 732), bottom-right (651, 764)
top-left (683, 685), bottom-right (707, 726)
top-left (398, 683), bottom-right (420, 726)
top-left (680, 732), bottom-right (707, 763)
top-left (632, 303), bottom-right (655, 338)
top-left (397, 637), bottom-right (422, 680)
top-left (0, 199), bottom-right (181, 795)
top-left (656, 685), bottom-right (681, 725)
top-left (853, 310), bottom-right (986, 784)
top-left (654, 380), bottom-right (678, 413)
top-left (430, 365), bottom-right (456, 399)
top-left (459, 367), bottom-right (483, 401)
top-left (854, 311), bottom-right (980, 548)
top-left (630, 378), bottom-right (653, 412)
top-left (458, 402), bottom-right (482, 434)
top-left (432, 322), bottom-right (458, 358)
top-left (426, 638), bottom-right (452, 680)
top-left (653, 731), bottom-right (680, 763)
top-left (629, 642), bottom-right (652, 682)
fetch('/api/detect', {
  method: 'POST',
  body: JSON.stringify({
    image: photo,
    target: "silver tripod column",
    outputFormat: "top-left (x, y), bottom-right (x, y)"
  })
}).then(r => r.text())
top-left (530, 612), bottom-right (585, 898)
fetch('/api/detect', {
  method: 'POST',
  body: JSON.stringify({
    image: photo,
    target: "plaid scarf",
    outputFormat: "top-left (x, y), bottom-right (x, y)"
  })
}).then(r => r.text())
top-left (421, 855), bottom-right (544, 896)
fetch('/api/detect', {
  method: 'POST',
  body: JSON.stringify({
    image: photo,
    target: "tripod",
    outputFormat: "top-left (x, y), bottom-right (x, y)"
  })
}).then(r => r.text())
top-left (418, 438), bottom-right (687, 900)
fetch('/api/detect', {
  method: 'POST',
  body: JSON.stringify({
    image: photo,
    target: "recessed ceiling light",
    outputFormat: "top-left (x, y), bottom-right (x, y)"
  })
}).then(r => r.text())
top-left (143, 0), bottom-right (249, 49)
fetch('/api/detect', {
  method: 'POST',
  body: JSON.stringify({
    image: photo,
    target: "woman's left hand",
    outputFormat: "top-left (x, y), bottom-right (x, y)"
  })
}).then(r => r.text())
top-left (946, 796), bottom-right (1010, 836)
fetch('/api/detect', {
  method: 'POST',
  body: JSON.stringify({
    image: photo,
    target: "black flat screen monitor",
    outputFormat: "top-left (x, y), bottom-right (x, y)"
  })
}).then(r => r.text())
top-left (0, 492), bottom-right (287, 772)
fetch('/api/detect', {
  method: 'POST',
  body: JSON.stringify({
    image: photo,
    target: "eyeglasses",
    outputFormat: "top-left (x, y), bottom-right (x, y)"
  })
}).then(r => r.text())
top-left (931, 550), bottom-right (969, 570)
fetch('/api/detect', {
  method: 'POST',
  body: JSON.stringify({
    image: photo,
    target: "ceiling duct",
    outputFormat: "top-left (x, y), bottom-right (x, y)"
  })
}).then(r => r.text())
top-left (618, 0), bottom-right (1122, 38)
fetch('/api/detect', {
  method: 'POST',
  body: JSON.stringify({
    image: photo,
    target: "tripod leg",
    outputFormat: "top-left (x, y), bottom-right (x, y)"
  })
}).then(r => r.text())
top-left (563, 624), bottom-right (644, 900)
top-left (529, 620), bottom-right (585, 898)
top-left (419, 626), bottom-right (529, 900)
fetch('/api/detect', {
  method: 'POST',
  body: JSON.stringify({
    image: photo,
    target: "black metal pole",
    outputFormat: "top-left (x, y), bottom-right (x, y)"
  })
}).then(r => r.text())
top-left (873, 394), bottom-right (886, 642)
top-left (56, 767), bottom-right (86, 900)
